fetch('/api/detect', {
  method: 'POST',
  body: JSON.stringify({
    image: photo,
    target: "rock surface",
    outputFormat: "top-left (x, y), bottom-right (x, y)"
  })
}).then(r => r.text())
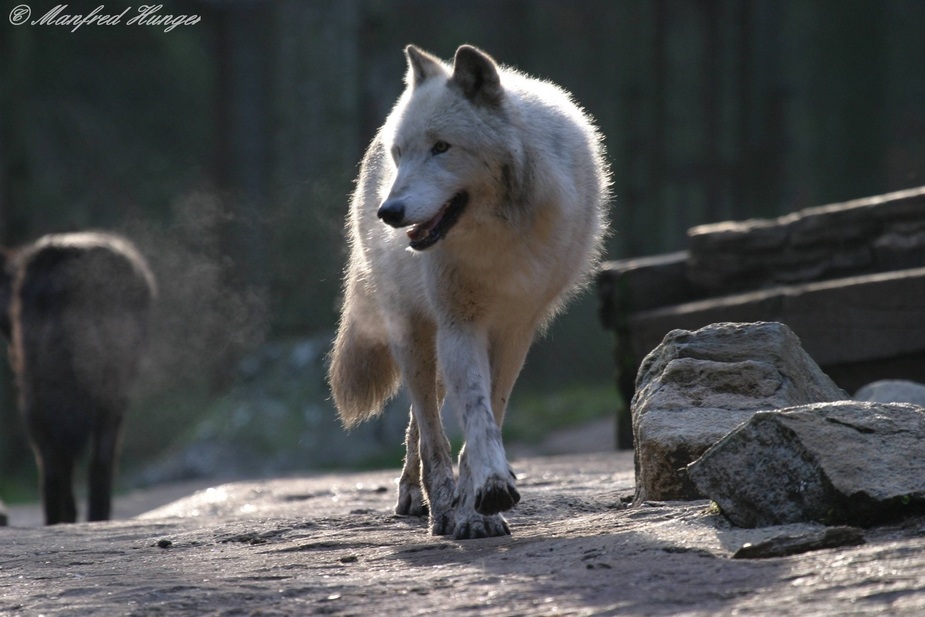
top-left (5, 453), bottom-right (925, 615)
top-left (731, 525), bottom-right (866, 560)
top-left (856, 379), bottom-right (925, 407)
top-left (632, 321), bottom-right (846, 502)
top-left (689, 402), bottom-right (925, 528)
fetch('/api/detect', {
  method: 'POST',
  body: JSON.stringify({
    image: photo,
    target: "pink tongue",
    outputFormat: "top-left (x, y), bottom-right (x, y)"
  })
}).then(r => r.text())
top-left (407, 225), bottom-right (429, 242)
top-left (406, 208), bottom-right (445, 242)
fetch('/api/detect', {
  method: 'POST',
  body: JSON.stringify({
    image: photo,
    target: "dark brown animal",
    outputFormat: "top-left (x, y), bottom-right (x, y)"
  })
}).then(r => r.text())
top-left (1, 232), bottom-right (155, 524)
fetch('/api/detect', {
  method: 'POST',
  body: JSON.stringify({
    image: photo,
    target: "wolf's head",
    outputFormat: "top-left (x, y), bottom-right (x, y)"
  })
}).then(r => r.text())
top-left (378, 45), bottom-right (516, 251)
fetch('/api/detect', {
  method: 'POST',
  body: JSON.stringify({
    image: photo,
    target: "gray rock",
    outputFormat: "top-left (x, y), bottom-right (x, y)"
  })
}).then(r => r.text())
top-left (855, 379), bottom-right (925, 407)
top-left (688, 402), bottom-right (925, 528)
top-left (632, 321), bottom-right (846, 503)
top-left (731, 526), bottom-right (865, 559)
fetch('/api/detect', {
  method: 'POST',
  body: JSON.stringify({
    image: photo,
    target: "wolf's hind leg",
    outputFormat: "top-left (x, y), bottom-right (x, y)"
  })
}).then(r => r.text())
top-left (489, 326), bottom-right (537, 426)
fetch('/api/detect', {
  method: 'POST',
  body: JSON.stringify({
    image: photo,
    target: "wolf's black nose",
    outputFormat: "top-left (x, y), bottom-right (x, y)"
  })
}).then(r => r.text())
top-left (377, 200), bottom-right (406, 228)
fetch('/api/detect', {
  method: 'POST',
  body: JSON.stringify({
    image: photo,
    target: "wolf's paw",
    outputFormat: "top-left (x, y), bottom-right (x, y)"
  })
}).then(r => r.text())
top-left (430, 509), bottom-right (456, 536)
top-left (395, 482), bottom-right (428, 517)
top-left (474, 473), bottom-right (521, 515)
top-left (424, 474), bottom-right (458, 536)
top-left (453, 512), bottom-right (511, 540)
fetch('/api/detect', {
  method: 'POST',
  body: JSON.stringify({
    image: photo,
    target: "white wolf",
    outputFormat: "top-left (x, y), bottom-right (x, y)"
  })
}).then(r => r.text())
top-left (329, 44), bottom-right (609, 539)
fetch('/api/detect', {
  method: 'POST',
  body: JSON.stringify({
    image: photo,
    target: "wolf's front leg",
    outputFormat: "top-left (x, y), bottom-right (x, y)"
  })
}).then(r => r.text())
top-left (397, 408), bottom-right (457, 534)
top-left (412, 406), bottom-right (457, 535)
top-left (392, 327), bottom-right (457, 535)
top-left (396, 413), bottom-right (427, 516)
top-left (438, 327), bottom-right (520, 539)
top-left (450, 444), bottom-right (519, 538)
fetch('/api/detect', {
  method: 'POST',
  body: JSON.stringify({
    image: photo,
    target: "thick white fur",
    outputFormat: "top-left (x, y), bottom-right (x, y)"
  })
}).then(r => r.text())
top-left (329, 44), bottom-right (609, 539)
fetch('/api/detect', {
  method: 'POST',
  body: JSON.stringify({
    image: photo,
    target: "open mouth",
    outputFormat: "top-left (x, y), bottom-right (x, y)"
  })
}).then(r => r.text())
top-left (406, 191), bottom-right (469, 251)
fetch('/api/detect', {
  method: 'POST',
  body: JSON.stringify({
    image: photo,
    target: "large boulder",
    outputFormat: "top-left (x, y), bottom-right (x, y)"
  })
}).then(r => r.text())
top-left (855, 379), bottom-right (925, 407)
top-left (632, 321), bottom-right (846, 503)
top-left (688, 402), bottom-right (925, 527)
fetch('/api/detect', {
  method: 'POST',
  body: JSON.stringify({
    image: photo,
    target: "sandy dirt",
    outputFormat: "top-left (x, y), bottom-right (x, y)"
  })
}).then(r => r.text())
top-left (3, 451), bottom-right (925, 616)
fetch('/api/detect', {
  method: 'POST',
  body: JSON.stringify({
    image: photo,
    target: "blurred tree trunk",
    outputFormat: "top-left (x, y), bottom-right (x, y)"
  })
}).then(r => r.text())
top-left (210, 2), bottom-right (272, 290)
top-left (201, 2), bottom-right (274, 390)
top-left (1, 23), bottom-right (33, 243)
top-left (731, 0), bottom-right (751, 221)
top-left (0, 24), bottom-right (34, 483)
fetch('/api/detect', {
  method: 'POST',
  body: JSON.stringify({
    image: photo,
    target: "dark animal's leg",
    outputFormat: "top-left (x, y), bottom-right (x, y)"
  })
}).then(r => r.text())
top-left (88, 411), bottom-right (124, 522)
top-left (38, 448), bottom-right (77, 525)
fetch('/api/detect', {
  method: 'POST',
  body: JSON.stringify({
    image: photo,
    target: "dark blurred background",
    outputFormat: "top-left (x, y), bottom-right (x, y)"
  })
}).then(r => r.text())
top-left (2, 0), bottom-right (924, 500)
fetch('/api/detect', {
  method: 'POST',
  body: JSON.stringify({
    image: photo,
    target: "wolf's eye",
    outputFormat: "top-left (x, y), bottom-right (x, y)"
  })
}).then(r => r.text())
top-left (430, 141), bottom-right (450, 156)
top-left (391, 146), bottom-right (401, 162)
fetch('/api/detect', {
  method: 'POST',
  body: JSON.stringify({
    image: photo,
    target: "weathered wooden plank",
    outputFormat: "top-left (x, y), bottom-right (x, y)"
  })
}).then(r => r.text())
top-left (686, 186), bottom-right (925, 293)
top-left (628, 267), bottom-right (925, 383)
top-left (596, 251), bottom-right (691, 322)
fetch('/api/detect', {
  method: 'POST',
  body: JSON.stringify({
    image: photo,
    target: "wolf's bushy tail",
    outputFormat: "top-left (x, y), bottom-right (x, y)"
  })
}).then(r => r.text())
top-left (328, 301), bottom-right (400, 428)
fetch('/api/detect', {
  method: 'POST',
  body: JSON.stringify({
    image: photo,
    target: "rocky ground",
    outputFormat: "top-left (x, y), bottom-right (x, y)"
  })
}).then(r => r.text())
top-left (3, 449), bottom-right (925, 616)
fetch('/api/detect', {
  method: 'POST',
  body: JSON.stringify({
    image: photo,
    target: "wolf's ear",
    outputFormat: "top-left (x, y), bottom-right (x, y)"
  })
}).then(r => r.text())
top-left (451, 45), bottom-right (503, 106)
top-left (405, 45), bottom-right (445, 87)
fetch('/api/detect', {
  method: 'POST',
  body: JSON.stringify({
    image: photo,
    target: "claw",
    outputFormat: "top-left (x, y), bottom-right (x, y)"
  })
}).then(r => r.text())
top-left (474, 476), bottom-right (521, 515)
top-left (395, 483), bottom-right (429, 517)
top-left (452, 514), bottom-right (511, 540)
top-left (431, 510), bottom-right (455, 536)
